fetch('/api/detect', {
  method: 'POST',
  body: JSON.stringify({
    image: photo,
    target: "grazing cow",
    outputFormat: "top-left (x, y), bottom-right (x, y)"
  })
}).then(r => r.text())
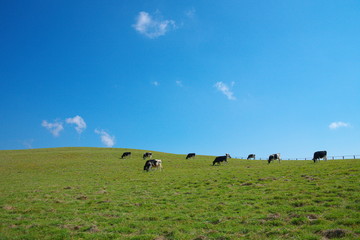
top-left (213, 154), bottom-right (231, 166)
top-left (143, 159), bottom-right (163, 171)
top-left (247, 154), bottom-right (256, 160)
top-left (121, 152), bottom-right (131, 159)
top-left (143, 152), bottom-right (152, 160)
top-left (268, 153), bottom-right (281, 164)
top-left (313, 151), bottom-right (327, 163)
top-left (186, 153), bottom-right (196, 159)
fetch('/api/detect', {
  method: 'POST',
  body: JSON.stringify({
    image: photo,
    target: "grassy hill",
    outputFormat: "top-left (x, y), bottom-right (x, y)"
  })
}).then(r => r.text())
top-left (0, 147), bottom-right (359, 239)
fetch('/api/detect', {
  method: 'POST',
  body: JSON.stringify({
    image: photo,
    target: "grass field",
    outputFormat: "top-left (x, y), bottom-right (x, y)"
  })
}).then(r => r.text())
top-left (0, 147), bottom-right (359, 240)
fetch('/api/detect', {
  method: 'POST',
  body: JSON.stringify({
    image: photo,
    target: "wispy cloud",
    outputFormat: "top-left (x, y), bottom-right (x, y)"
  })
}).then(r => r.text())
top-left (22, 139), bottom-right (34, 149)
top-left (176, 80), bottom-right (183, 87)
top-left (133, 11), bottom-right (176, 39)
top-left (185, 8), bottom-right (196, 18)
top-left (66, 115), bottom-right (87, 134)
top-left (95, 129), bottom-right (115, 147)
top-left (151, 81), bottom-right (160, 86)
top-left (214, 81), bottom-right (236, 100)
top-left (42, 120), bottom-right (64, 137)
top-left (329, 121), bottom-right (351, 130)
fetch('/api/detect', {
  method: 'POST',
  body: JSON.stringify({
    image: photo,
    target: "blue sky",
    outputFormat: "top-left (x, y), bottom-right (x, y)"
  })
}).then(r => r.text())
top-left (1, 0), bottom-right (359, 159)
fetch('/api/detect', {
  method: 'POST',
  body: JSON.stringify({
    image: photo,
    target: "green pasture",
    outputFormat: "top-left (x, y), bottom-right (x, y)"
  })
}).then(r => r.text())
top-left (0, 147), bottom-right (359, 239)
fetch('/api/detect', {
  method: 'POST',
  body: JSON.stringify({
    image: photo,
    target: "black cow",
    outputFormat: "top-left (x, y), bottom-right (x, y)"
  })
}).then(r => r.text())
top-left (268, 153), bottom-right (281, 164)
top-left (121, 152), bottom-right (131, 159)
top-left (186, 153), bottom-right (196, 159)
top-left (313, 151), bottom-right (327, 163)
top-left (247, 154), bottom-right (255, 160)
top-left (143, 159), bottom-right (162, 171)
top-left (213, 154), bottom-right (231, 166)
top-left (143, 152), bottom-right (152, 160)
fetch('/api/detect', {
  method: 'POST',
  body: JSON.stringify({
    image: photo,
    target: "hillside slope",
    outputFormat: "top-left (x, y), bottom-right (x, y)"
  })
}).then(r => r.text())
top-left (1, 147), bottom-right (359, 239)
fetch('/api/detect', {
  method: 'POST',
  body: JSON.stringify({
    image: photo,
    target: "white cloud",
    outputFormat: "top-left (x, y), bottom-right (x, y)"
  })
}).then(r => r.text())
top-left (66, 115), bottom-right (87, 134)
top-left (329, 121), bottom-right (351, 130)
top-left (42, 120), bottom-right (64, 137)
top-left (95, 129), bottom-right (115, 147)
top-left (214, 81), bottom-right (236, 100)
top-left (133, 11), bottom-right (176, 39)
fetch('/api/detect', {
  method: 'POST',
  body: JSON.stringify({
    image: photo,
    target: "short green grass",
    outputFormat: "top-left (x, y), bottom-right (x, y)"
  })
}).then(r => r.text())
top-left (1, 147), bottom-right (359, 239)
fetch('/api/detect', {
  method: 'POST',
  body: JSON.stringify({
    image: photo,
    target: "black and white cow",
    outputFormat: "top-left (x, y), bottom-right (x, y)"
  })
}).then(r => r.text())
top-left (121, 152), bottom-right (131, 159)
top-left (213, 154), bottom-right (231, 166)
top-left (143, 152), bottom-right (153, 160)
top-left (143, 159), bottom-right (162, 171)
top-left (268, 153), bottom-right (281, 164)
top-left (313, 151), bottom-right (327, 163)
top-left (247, 154), bottom-right (256, 160)
top-left (186, 153), bottom-right (196, 159)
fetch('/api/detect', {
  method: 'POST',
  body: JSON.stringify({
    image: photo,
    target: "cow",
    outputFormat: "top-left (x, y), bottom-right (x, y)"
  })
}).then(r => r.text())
top-left (121, 152), bottom-right (131, 159)
top-left (143, 159), bottom-right (163, 171)
top-left (313, 151), bottom-right (327, 163)
top-left (143, 152), bottom-right (152, 160)
top-left (186, 153), bottom-right (196, 159)
top-left (268, 153), bottom-right (281, 164)
top-left (213, 154), bottom-right (231, 166)
top-left (247, 154), bottom-right (256, 160)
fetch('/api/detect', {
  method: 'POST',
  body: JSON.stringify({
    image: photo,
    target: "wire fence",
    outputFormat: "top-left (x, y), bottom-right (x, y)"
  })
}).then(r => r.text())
top-left (236, 155), bottom-right (360, 160)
